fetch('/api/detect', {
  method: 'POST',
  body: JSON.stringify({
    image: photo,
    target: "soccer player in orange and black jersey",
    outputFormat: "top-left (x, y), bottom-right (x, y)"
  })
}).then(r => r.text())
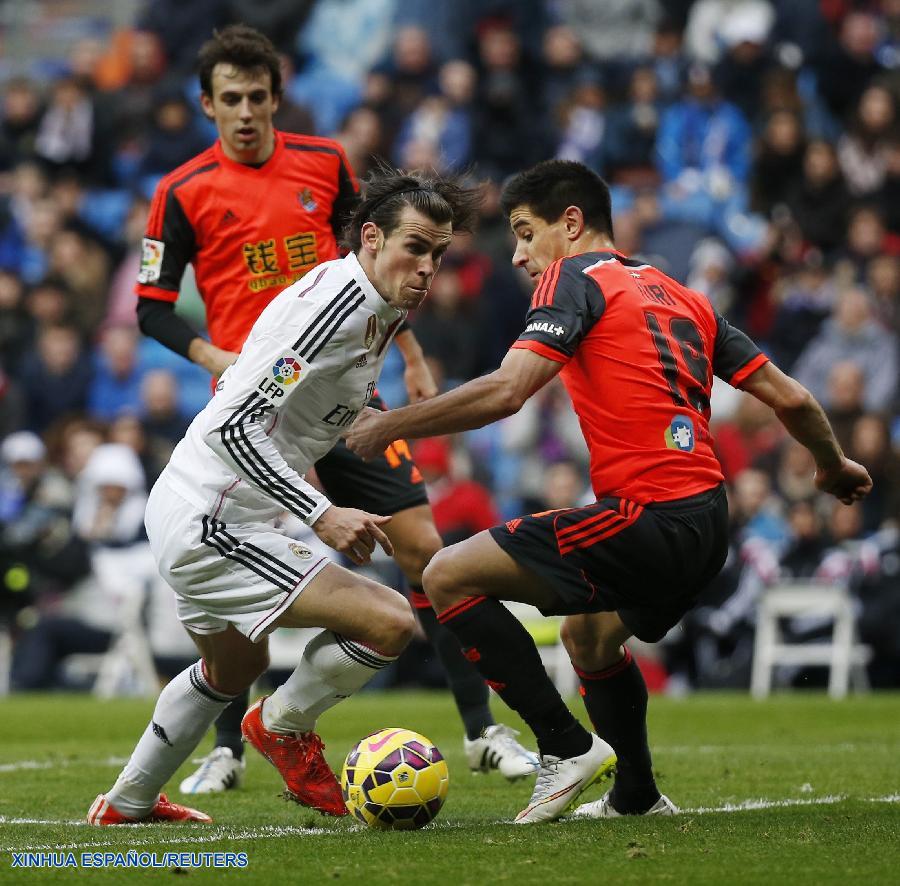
top-left (136, 25), bottom-right (537, 797)
top-left (345, 160), bottom-right (873, 823)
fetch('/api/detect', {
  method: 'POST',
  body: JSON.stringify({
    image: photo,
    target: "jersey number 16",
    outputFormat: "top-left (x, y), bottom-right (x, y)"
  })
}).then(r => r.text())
top-left (644, 311), bottom-right (711, 414)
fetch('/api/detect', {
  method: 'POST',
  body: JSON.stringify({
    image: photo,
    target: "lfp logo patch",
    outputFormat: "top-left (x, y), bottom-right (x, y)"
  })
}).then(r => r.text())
top-left (665, 415), bottom-right (695, 452)
top-left (273, 356), bottom-right (301, 385)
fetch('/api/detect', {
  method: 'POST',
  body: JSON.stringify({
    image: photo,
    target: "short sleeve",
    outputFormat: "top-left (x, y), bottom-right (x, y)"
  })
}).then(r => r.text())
top-left (713, 312), bottom-right (769, 387)
top-left (511, 256), bottom-right (606, 363)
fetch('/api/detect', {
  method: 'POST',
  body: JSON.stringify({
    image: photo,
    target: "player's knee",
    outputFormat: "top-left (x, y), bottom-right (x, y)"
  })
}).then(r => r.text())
top-left (421, 547), bottom-right (463, 612)
top-left (392, 526), bottom-right (442, 584)
top-left (560, 621), bottom-right (619, 672)
top-left (367, 594), bottom-right (415, 656)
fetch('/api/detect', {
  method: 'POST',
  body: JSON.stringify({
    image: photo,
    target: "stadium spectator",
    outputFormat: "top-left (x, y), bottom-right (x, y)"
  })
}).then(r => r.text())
top-left (10, 443), bottom-right (149, 690)
top-left (603, 66), bottom-right (663, 186)
top-left (656, 62), bottom-right (752, 199)
top-left (0, 78), bottom-right (44, 173)
top-left (750, 110), bottom-right (806, 216)
top-left (785, 139), bottom-right (851, 256)
top-left (837, 82), bottom-right (897, 198)
top-left (87, 326), bottom-right (144, 421)
top-left (793, 286), bottom-right (899, 414)
top-left (20, 323), bottom-right (92, 433)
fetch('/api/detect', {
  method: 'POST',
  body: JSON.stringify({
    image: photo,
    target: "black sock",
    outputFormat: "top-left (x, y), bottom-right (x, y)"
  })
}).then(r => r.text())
top-left (412, 585), bottom-right (493, 740)
top-left (439, 595), bottom-right (591, 759)
top-left (214, 689), bottom-right (248, 760)
top-left (576, 648), bottom-right (659, 813)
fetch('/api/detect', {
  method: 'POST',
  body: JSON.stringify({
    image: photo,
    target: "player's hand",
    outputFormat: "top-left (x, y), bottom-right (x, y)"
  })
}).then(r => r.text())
top-left (403, 358), bottom-right (438, 403)
top-left (814, 457), bottom-right (873, 505)
top-left (311, 506), bottom-right (393, 565)
top-left (190, 339), bottom-right (239, 378)
top-left (344, 407), bottom-right (394, 461)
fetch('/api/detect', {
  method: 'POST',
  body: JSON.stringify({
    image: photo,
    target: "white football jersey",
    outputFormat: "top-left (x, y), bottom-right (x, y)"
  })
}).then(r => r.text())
top-left (159, 252), bottom-right (405, 526)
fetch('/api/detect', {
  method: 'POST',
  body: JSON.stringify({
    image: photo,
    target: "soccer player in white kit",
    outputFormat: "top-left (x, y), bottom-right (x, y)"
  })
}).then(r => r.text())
top-left (88, 169), bottom-right (481, 825)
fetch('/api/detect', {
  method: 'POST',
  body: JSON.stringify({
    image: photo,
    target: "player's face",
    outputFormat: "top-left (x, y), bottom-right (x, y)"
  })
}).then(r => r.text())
top-left (201, 64), bottom-right (279, 164)
top-left (368, 207), bottom-right (453, 310)
top-left (509, 206), bottom-right (571, 288)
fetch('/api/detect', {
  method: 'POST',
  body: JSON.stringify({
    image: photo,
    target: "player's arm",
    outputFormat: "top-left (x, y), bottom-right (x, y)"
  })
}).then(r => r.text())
top-left (739, 362), bottom-right (872, 505)
top-left (135, 179), bottom-right (238, 377)
top-left (203, 330), bottom-right (391, 564)
top-left (136, 298), bottom-right (238, 377)
top-left (713, 313), bottom-right (872, 505)
top-left (393, 323), bottom-right (438, 402)
top-left (345, 348), bottom-right (562, 460)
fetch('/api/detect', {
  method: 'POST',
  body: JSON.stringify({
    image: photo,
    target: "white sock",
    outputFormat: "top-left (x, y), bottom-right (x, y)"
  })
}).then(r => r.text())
top-left (262, 630), bottom-right (396, 734)
top-left (106, 661), bottom-right (237, 818)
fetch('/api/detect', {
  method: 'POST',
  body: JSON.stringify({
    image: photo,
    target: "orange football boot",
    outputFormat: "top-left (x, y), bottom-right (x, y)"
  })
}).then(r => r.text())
top-left (241, 697), bottom-right (347, 816)
top-left (87, 793), bottom-right (212, 825)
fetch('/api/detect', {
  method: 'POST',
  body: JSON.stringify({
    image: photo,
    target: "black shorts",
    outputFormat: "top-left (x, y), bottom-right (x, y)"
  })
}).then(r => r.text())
top-left (489, 484), bottom-right (729, 643)
top-left (313, 392), bottom-right (429, 516)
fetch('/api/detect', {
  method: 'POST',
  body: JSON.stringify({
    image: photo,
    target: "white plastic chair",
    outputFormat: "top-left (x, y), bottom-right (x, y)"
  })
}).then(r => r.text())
top-left (750, 580), bottom-right (872, 700)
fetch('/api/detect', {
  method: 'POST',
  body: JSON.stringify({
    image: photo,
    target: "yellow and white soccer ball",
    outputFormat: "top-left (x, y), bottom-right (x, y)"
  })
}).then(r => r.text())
top-left (341, 728), bottom-right (449, 830)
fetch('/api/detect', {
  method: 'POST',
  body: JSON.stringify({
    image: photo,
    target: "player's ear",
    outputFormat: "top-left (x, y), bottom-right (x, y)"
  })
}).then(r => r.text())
top-left (563, 205), bottom-right (585, 241)
top-left (361, 221), bottom-right (381, 255)
top-left (199, 91), bottom-right (215, 120)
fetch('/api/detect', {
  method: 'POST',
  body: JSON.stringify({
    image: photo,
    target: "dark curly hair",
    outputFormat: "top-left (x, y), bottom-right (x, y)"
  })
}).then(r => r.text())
top-left (197, 24), bottom-right (282, 99)
top-left (342, 164), bottom-right (482, 251)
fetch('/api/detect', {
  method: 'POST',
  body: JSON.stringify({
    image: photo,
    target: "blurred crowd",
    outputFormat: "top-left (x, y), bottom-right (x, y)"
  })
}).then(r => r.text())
top-left (0, 0), bottom-right (898, 693)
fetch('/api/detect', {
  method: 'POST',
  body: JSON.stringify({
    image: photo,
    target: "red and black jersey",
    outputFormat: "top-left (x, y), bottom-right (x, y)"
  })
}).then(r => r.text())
top-left (512, 251), bottom-right (768, 504)
top-left (135, 130), bottom-right (359, 352)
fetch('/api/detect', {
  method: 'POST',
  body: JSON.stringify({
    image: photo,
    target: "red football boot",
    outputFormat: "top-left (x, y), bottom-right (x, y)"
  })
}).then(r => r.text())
top-left (241, 697), bottom-right (347, 816)
top-left (87, 793), bottom-right (212, 825)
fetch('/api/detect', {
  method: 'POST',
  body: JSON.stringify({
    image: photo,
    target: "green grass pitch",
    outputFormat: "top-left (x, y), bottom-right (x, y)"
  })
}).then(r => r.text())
top-left (1, 691), bottom-right (898, 884)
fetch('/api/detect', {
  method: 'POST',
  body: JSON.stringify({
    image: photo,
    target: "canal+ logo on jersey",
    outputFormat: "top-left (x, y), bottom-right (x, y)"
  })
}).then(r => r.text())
top-left (272, 356), bottom-right (302, 385)
top-left (665, 414), bottom-right (695, 452)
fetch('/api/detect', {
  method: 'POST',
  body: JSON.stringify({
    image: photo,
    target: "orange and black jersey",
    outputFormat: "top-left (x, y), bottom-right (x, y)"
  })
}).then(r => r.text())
top-left (136, 130), bottom-right (358, 353)
top-left (512, 251), bottom-right (769, 504)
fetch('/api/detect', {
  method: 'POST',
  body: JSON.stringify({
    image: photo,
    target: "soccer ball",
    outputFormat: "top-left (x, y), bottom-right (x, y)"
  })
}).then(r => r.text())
top-left (341, 728), bottom-right (449, 830)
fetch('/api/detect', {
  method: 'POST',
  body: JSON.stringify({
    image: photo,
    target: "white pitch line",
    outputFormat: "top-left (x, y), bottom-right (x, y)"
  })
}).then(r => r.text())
top-left (2, 795), bottom-right (899, 854)
top-left (0, 757), bottom-right (127, 774)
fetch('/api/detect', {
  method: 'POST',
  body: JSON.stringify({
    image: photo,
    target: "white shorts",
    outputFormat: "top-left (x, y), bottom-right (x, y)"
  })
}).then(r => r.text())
top-left (145, 481), bottom-right (330, 643)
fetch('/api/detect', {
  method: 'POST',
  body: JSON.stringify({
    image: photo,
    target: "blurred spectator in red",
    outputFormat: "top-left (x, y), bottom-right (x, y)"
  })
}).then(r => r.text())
top-left (412, 437), bottom-right (501, 547)
top-left (711, 391), bottom-right (783, 482)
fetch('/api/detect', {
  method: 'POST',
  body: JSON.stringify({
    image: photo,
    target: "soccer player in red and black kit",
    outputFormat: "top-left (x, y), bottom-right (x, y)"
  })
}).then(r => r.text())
top-left (136, 25), bottom-right (537, 795)
top-left (346, 160), bottom-right (873, 823)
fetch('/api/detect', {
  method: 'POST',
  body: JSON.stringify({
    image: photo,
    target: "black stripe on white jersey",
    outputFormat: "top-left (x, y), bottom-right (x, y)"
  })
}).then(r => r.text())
top-left (226, 396), bottom-right (319, 519)
top-left (334, 632), bottom-right (391, 669)
top-left (200, 515), bottom-right (303, 591)
top-left (220, 394), bottom-right (318, 520)
top-left (305, 291), bottom-right (366, 362)
top-left (292, 280), bottom-right (356, 354)
top-left (293, 282), bottom-right (364, 360)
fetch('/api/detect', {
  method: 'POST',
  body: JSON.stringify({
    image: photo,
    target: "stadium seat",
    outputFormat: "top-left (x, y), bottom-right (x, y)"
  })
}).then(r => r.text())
top-left (64, 546), bottom-right (161, 698)
top-left (750, 580), bottom-right (872, 700)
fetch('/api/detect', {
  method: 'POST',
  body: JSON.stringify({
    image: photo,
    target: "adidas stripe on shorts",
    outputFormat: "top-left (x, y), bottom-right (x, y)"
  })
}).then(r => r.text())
top-left (145, 479), bottom-right (331, 643)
